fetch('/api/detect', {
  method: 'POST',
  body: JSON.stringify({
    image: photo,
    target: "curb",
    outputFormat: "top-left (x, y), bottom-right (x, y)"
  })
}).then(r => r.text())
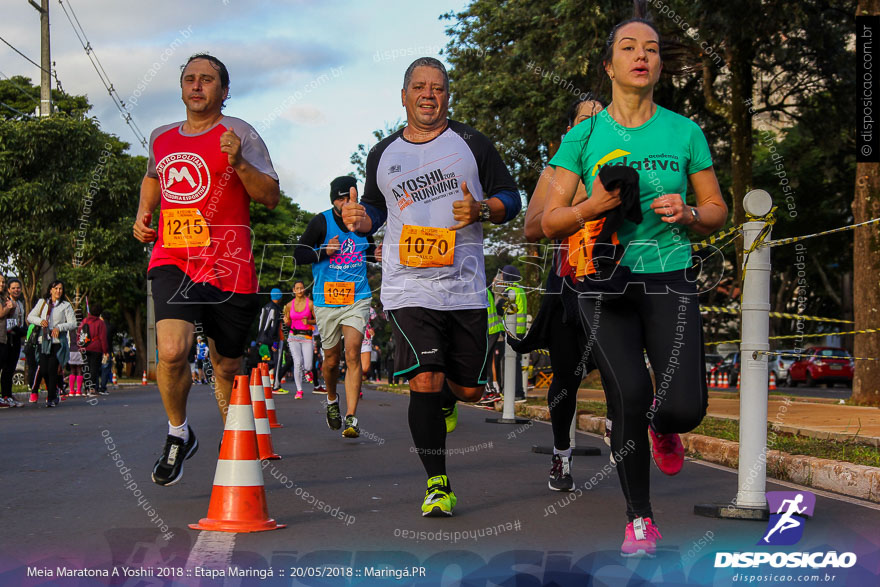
top-left (706, 412), bottom-right (880, 448)
top-left (517, 404), bottom-right (880, 504)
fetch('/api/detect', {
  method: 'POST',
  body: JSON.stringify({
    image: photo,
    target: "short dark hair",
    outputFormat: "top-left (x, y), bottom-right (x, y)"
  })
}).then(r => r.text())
top-left (7, 277), bottom-right (21, 287)
top-left (403, 57), bottom-right (449, 92)
top-left (180, 53), bottom-right (230, 108)
top-left (89, 301), bottom-right (103, 317)
top-left (181, 53), bottom-right (230, 88)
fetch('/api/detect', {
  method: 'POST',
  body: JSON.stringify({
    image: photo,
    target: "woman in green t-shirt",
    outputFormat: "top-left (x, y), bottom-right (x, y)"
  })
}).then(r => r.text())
top-left (542, 16), bottom-right (728, 558)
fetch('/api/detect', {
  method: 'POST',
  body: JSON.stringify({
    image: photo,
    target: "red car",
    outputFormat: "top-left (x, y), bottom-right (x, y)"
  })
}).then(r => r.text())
top-left (785, 347), bottom-right (854, 387)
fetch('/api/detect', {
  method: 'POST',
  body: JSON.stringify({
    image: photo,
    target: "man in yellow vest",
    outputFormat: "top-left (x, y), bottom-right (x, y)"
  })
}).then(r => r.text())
top-left (481, 284), bottom-right (505, 402)
top-left (499, 265), bottom-right (527, 401)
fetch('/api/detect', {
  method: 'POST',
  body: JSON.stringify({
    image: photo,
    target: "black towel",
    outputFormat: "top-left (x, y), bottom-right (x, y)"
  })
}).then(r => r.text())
top-left (574, 165), bottom-right (642, 294)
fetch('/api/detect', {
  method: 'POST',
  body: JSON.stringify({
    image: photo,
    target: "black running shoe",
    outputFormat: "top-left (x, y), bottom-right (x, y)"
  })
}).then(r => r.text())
top-left (152, 426), bottom-right (199, 486)
top-left (549, 454), bottom-right (574, 492)
top-left (326, 401), bottom-right (342, 430)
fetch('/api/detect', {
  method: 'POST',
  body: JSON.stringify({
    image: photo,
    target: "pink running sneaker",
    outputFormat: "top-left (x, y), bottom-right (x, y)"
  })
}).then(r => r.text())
top-left (295, 390), bottom-right (303, 399)
top-left (621, 517), bottom-right (662, 558)
top-left (29, 392), bottom-right (38, 403)
top-left (649, 427), bottom-right (684, 475)
top-left (305, 372), bottom-right (313, 384)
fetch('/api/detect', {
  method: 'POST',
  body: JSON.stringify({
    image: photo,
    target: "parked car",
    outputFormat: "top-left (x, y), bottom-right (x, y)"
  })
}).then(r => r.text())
top-left (14, 348), bottom-right (25, 386)
top-left (771, 350), bottom-right (799, 381)
top-left (785, 347), bottom-right (853, 387)
top-left (716, 352), bottom-right (741, 386)
top-left (704, 353), bottom-right (724, 375)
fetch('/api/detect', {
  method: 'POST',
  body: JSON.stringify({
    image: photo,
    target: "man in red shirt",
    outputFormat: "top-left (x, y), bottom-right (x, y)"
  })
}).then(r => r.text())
top-left (133, 53), bottom-right (280, 486)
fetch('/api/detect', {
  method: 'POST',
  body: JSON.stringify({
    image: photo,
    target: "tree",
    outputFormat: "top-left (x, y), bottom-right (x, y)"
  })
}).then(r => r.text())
top-left (0, 75), bottom-right (90, 120)
top-left (250, 192), bottom-right (313, 292)
top-left (852, 0), bottom-right (880, 406)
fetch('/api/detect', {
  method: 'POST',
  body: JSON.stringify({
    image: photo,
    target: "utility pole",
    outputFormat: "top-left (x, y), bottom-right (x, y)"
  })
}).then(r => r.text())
top-left (29, 0), bottom-right (51, 117)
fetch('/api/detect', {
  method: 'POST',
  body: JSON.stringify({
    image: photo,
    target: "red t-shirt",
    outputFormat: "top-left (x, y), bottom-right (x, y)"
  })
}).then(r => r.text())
top-left (145, 116), bottom-right (278, 293)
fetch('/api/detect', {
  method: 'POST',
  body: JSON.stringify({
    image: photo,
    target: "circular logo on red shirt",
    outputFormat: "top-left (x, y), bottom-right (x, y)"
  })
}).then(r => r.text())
top-left (156, 152), bottom-right (211, 203)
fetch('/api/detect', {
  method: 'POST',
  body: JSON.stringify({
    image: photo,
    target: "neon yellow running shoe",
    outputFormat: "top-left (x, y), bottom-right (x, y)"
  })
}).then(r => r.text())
top-left (421, 475), bottom-right (457, 517)
top-left (442, 403), bottom-right (458, 434)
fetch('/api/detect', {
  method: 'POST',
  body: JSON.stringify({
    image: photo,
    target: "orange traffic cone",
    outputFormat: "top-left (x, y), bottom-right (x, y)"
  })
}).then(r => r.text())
top-left (250, 369), bottom-right (280, 460)
top-left (709, 371), bottom-right (717, 388)
top-left (260, 363), bottom-right (273, 394)
top-left (142, 371), bottom-right (148, 385)
top-left (263, 384), bottom-right (283, 428)
top-left (189, 375), bottom-right (285, 533)
top-left (112, 372), bottom-right (117, 386)
top-left (769, 371), bottom-right (777, 391)
top-left (721, 372), bottom-right (728, 389)
top-left (259, 363), bottom-right (282, 427)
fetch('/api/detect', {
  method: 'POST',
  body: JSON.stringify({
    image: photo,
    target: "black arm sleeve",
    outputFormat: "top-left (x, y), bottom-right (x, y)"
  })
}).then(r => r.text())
top-left (293, 214), bottom-right (328, 265)
top-left (364, 235), bottom-right (377, 262)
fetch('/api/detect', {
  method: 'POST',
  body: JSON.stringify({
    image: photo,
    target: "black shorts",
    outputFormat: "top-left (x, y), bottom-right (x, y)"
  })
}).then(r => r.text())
top-left (149, 265), bottom-right (260, 359)
top-left (387, 307), bottom-right (489, 387)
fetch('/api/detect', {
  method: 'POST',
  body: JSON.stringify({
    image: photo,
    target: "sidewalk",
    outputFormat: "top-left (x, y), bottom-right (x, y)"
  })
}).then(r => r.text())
top-left (556, 387), bottom-right (880, 446)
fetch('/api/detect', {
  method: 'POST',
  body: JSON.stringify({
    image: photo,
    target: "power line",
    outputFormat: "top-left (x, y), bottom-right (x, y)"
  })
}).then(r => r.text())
top-left (0, 100), bottom-right (33, 118)
top-left (0, 34), bottom-right (45, 72)
top-left (0, 70), bottom-right (40, 107)
top-left (0, 33), bottom-right (65, 95)
top-left (55, 0), bottom-right (147, 151)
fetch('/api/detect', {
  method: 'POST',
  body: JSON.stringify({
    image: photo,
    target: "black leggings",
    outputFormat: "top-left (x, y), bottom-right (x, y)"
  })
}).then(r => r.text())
top-left (32, 344), bottom-right (62, 403)
top-left (0, 341), bottom-right (11, 397)
top-left (84, 350), bottom-right (102, 393)
top-left (547, 302), bottom-right (588, 451)
top-left (578, 274), bottom-right (707, 521)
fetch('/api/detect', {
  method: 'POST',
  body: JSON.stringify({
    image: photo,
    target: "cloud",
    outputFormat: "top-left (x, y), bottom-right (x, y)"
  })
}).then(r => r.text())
top-left (279, 105), bottom-right (327, 127)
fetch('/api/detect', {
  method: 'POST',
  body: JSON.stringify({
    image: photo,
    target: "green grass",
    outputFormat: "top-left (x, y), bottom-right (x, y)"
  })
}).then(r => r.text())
top-left (525, 397), bottom-right (880, 468)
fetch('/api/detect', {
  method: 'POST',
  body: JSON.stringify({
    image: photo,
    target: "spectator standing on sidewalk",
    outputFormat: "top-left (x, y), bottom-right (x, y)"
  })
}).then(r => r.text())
top-left (79, 302), bottom-right (109, 396)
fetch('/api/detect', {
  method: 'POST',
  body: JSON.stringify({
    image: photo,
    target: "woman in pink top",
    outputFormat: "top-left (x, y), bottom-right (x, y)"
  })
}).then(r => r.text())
top-left (283, 280), bottom-right (316, 399)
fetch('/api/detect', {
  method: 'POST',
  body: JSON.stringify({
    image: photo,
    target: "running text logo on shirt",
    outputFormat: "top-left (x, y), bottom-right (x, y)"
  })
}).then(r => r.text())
top-left (390, 167), bottom-right (460, 212)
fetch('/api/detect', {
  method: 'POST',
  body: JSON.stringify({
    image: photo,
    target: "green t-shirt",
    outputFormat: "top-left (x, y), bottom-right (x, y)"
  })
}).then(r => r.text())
top-left (549, 105), bottom-right (713, 273)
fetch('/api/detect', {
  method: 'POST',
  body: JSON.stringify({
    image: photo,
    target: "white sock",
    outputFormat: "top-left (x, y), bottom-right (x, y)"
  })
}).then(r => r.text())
top-left (554, 447), bottom-right (572, 459)
top-left (168, 420), bottom-right (189, 442)
top-left (327, 396), bottom-right (339, 405)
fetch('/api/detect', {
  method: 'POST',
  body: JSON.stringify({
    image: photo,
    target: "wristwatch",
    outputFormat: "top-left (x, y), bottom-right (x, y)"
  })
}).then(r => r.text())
top-left (689, 206), bottom-right (701, 226)
top-left (479, 201), bottom-right (491, 222)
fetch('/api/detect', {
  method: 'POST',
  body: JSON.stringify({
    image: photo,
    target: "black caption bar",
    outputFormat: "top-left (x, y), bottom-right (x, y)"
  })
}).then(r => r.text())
top-left (858, 15), bottom-right (880, 163)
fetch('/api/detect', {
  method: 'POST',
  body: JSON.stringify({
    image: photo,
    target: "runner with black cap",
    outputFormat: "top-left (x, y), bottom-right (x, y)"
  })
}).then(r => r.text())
top-left (292, 176), bottom-right (379, 437)
top-left (342, 57), bottom-right (521, 517)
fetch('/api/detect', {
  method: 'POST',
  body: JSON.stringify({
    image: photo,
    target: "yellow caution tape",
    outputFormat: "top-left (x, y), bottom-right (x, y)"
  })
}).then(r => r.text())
top-left (691, 225), bottom-right (743, 252)
top-left (708, 328), bottom-right (880, 346)
top-left (753, 350), bottom-right (878, 362)
top-left (699, 305), bottom-right (854, 324)
top-left (764, 217), bottom-right (880, 248)
top-left (740, 210), bottom-right (778, 289)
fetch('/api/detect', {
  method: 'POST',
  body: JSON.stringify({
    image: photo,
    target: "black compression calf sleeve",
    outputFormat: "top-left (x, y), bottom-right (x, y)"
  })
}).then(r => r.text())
top-left (408, 391), bottom-right (447, 478)
top-left (441, 379), bottom-right (457, 410)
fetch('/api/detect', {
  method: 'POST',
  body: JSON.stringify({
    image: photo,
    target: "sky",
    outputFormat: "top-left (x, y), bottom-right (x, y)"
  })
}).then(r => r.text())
top-left (2, 0), bottom-right (470, 213)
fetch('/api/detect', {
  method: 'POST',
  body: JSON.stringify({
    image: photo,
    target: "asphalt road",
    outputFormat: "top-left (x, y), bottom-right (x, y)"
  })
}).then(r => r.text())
top-left (1, 382), bottom-right (878, 586)
top-left (773, 384), bottom-right (853, 400)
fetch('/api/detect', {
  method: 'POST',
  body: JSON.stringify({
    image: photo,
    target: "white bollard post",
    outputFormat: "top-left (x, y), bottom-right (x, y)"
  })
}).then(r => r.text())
top-left (736, 191), bottom-right (773, 510)
top-left (487, 289), bottom-right (529, 425)
top-left (695, 189), bottom-right (772, 520)
top-left (501, 291), bottom-right (518, 421)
